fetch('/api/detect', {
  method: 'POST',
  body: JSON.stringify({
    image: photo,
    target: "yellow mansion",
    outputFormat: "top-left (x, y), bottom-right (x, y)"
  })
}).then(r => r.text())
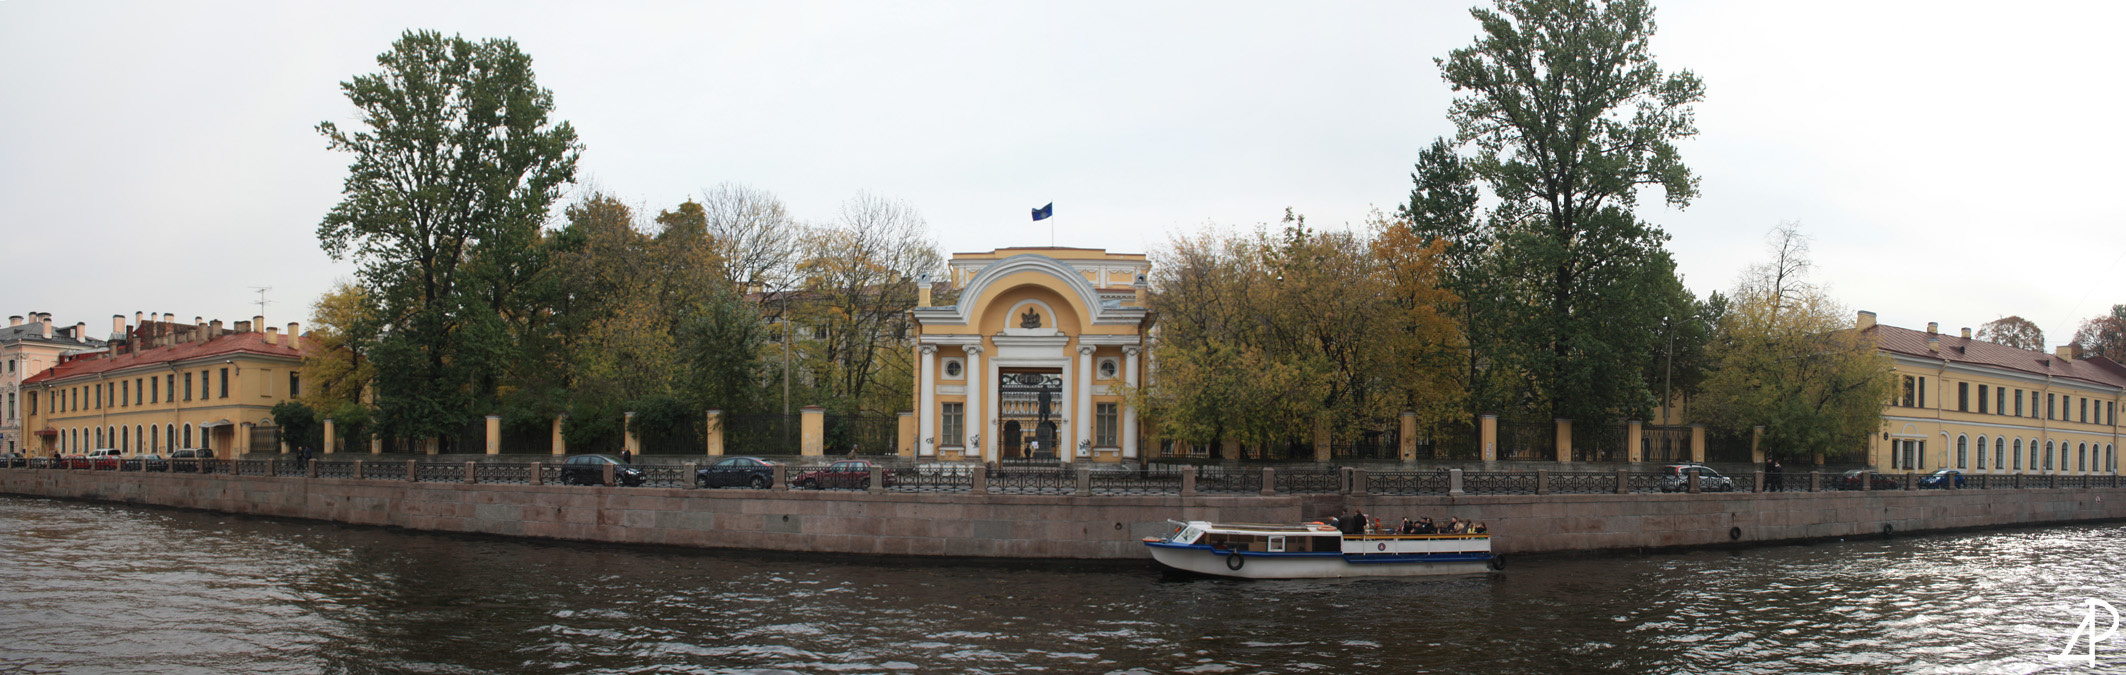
top-left (1861, 311), bottom-right (2122, 475)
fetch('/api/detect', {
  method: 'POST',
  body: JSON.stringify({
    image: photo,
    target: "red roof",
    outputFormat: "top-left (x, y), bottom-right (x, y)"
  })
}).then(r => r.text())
top-left (1866, 324), bottom-right (2126, 389)
top-left (21, 331), bottom-right (312, 385)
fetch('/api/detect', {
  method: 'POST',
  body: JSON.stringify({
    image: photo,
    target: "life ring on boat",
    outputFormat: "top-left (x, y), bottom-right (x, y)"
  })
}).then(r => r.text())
top-left (1489, 554), bottom-right (1505, 571)
top-left (1226, 553), bottom-right (1246, 571)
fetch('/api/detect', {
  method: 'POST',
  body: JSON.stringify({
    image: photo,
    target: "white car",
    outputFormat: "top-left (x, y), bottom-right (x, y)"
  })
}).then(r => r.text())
top-left (1659, 464), bottom-right (1735, 492)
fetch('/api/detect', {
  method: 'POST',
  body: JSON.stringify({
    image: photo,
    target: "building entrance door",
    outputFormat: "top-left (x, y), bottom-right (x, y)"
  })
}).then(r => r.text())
top-left (999, 370), bottom-right (1063, 460)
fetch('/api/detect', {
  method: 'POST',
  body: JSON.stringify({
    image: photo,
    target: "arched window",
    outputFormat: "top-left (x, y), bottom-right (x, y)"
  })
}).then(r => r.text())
top-left (95, 427), bottom-right (104, 448)
top-left (2045, 441), bottom-right (2055, 471)
top-left (120, 426), bottom-right (129, 451)
top-left (1976, 436), bottom-right (1987, 470)
top-left (134, 425), bottom-right (142, 452)
top-left (2079, 443), bottom-right (2088, 472)
top-left (166, 425), bottom-right (176, 450)
top-left (1957, 435), bottom-right (1968, 469)
top-left (148, 424), bottom-right (157, 451)
top-left (2029, 438), bottom-right (2039, 471)
top-left (1996, 437), bottom-right (2006, 472)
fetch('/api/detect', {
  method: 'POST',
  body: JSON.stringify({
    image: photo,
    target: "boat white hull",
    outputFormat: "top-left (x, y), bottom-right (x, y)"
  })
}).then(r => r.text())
top-left (1145, 543), bottom-right (1495, 579)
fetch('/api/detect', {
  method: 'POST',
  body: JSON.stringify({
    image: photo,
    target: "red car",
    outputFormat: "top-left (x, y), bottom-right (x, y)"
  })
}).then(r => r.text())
top-left (87, 448), bottom-right (123, 470)
top-left (790, 460), bottom-right (894, 490)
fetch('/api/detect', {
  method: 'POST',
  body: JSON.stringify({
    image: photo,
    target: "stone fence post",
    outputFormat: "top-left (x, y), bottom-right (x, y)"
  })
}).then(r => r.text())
top-left (772, 464), bottom-right (788, 491)
top-left (1615, 469), bottom-right (1629, 494)
top-left (1687, 468), bottom-right (1701, 493)
top-left (464, 461), bottom-right (477, 483)
top-left (971, 465), bottom-right (988, 494)
top-left (1809, 471), bottom-right (1821, 492)
top-left (1260, 467), bottom-right (1276, 496)
top-left (1449, 468), bottom-right (1465, 496)
top-left (530, 462), bottom-right (543, 485)
top-left (1536, 469), bottom-right (1550, 495)
top-left (353, 460), bottom-right (365, 480)
top-left (405, 460), bottom-right (417, 482)
top-left (1181, 466), bottom-right (1197, 496)
top-left (868, 465), bottom-right (884, 493)
top-left (1075, 466), bottom-right (1092, 496)
top-left (1351, 469), bottom-right (1369, 496)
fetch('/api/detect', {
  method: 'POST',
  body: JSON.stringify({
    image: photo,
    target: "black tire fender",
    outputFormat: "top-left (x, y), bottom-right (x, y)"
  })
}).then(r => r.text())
top-left (1225, 552), bottom-right (1245, 571)
top-left (1729, 526), bottom-right (1742, 540)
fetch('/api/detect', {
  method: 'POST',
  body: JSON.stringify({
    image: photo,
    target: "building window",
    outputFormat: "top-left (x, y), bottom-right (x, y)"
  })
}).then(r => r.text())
top-left (120, 381), bottom-right (128, 407)
top-left (1096, 402), bottom-right (1118, 446)
top-left (134, 378), bottom-right (142, 405)
top-left (1995, 437), bottom-right (2005, 472)
top-left (1956, 435), bottom-right (1968, 469)
top-left (1919, 377), bottom-right (1926, 408)
top-left (1997, 387), bottom-right (2006, 416)
top-left (219, 368), bottom-right (229, 398)
top-left (289, 372), bottom-right (301, 399)
top-left (1098, 358), bottom-right (1120, 380)
top-left (183, 424), bottom-right (192, 448)
top-left (1977, 385), bottom-right (1988, 414)
top-left (184, 373), bottom-right (193, 401)
top-left (2079, 443), bottom-right (2089, 472)
top-left (2013, 439), bottom-right (2023, 470)
top-left (2080, 397), bottom-right (2088, 423)
top-left (150, 376), bottom-right (158, 403)
top-left (1901, 376), bottom-right (1915, 407)
top-left (942, 358), bottom-right (963, 380)
top-left (166, 375), bottom-right (174, 404)
top-left (1975, 436), bottom-right (1986, 470)
top-left (940, 402), bottom-right (963, 447)
top-left (2045, 441), bottom-right (2055, 471)
top-left (148, 424), bottom-right (157, 451)
top-left (1957, 382), bottom-right (1968, 412)
top-left (94, 384), bottom-right (102, 409)
top-left (2048, 394), bottom-right (2056, 420)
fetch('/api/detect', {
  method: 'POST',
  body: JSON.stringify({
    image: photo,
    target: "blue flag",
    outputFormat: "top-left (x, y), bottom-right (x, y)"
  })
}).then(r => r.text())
top-left (1031, 202), bottom-right (1053, 221)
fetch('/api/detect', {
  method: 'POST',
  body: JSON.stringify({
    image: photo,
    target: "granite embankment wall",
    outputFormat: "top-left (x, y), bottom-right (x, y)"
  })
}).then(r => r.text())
top-left (4, 470), bottom-right (2124, 558)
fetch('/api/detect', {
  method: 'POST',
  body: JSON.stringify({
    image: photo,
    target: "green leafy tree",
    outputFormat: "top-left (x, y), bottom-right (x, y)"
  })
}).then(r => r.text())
top-left (316, 30), bottom-right (581, 445)
top-left (1418, 0), bottom-right (1704, 425)
top-left (1695, 224), bottom-right (1894, 461)
top-left (270, 401), bottom-right (322, 454)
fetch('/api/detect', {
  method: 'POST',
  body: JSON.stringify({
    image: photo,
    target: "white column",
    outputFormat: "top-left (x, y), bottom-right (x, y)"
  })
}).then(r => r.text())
top-left (1076, 344), bottom-right (1094, 462)
top-left (917, 344), bottom-right (937, 457)
top-left (1122, 346), bottom-right (1141, 459)
top-left (965, 345), bottom-right (986, 463)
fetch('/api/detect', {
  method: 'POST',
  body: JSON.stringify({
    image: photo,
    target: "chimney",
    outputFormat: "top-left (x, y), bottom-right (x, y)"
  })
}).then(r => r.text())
top-left (253, 315), bottom-right (265, 332)
top-left (1961, 327), bottom-right (1972, 339)
top-left (266, 327), bottom-right (279, 345)
top-left (1929, 336), bottom-right (1940, 353)
top-left (134, 311), bottom-right (144, 326)
top-left (1927, 321), bottom-right (1938, 335)
top-left (287, 322), bottom-right (300, 339)
top-left (39, 321), bottom-right (51, 339)
top-left (112, 314), bottom-right (126, 337)
top-left (7, 316), bottom-right (20, 327)
top-left (194, 318), bottom-right (206, 344)
top-left (234, 320), bottom-right (251, 333)
top-left (1133, 272), bottom-right (1149, 307)
top-left (917, 273), bottom-right (933, 308)
top-left (162, 312), bottom-right (173, 325)
top-left (2058, 345), bottom-right (2077, 362)
top-left (209, 319), bottom-right (224, 339)
top-left (73, 322), bottom-right (84, 340)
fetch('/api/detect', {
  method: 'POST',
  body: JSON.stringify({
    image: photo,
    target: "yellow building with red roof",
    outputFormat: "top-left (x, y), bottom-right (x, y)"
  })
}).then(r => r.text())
top-left (20, 315), bottom-right (311, 458)
top-left (1860, 311), bottom-right (2124, 476)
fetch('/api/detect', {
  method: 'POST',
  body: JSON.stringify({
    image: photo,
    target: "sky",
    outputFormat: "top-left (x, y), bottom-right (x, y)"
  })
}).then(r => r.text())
top-left (3, 1), bottom-right (2122, 346)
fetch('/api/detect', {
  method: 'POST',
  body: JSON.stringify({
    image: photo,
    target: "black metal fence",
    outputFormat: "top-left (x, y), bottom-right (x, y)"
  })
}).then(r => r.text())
top-left (1571, 423), bottom-right (1626, 463)
top-left (1497, 421), bottom-right (1554, 460)
top-left (724, 413), bottom-right (799, 455)
top-left (1642, 426), bottom-right (1692, 463)
top-left (823, 414), bottom-right (898, 456)
top-left (11, 457), bottom-right (2126, 498)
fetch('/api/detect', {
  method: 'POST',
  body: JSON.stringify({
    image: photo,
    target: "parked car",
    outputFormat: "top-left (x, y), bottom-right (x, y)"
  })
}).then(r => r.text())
top-left (0, 452), bottom-right (24, 468)
top-left (697, 456), bottom-right (777, 489)
top-left (168, 448), bottom-right (213, 471)
top-left (87, 448), bottom-right (124, 470)
top-left (1918, 468), bottom-right (1966, 489)
top-left (791, 459), bottom-right (895, 490)
top-left (1832, 469), bottom-right (1902, 491)
top-left (1658, 464), bottom-right (1735, 492)
top-left (135, 454), bottom-right (169, 472)
top-left (559, 454), bottom-right (645, 487)
top-left (59, 454), bottom-right (91, 470)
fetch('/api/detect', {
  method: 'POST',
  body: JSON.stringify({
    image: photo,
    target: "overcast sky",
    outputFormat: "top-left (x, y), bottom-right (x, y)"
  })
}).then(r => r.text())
top-left (4, 1), bottom-right (2121, 346)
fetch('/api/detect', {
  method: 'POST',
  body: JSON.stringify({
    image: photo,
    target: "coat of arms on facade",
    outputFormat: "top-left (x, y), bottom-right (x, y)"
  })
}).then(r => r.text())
top-left (1020, 307), bottom-right (1042, 329)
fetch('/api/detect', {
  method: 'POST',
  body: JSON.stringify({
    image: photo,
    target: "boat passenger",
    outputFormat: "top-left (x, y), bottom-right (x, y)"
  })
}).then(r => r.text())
top-left (1400, 517), bottom-right (1416, 534)
top-left (1342, 509), bottom-right (1369, 535)
top-left (1473, 522), bottom-right (1489, 534)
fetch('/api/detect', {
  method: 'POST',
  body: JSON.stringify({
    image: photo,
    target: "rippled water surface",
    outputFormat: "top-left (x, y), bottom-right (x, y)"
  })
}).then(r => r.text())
top-left (4, 495), bottom-right (2126, 673)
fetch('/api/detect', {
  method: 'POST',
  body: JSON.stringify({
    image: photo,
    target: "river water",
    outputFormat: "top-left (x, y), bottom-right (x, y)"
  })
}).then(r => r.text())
top-left (3, 495), bottom-right (2123, 674)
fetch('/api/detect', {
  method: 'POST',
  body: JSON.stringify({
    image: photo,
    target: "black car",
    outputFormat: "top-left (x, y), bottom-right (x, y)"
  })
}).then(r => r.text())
top-left (1917, 469), bottom-right (1966, 489)
top-left (559, 454), bottom-right (645, 487)
top-left (697, 456), bottom-right (776, 489)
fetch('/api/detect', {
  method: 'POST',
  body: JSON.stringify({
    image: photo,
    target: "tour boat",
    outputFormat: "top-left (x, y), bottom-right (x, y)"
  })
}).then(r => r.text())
top-left (1141, 520), bottom-right (1499, 579)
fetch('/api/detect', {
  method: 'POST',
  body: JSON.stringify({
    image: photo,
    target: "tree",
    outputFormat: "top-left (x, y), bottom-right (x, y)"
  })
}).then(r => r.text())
top-left (790, 192), bottom-right (940, 416)
top-left (1426, 0), bottom-right (1704, 425)
top-left (1694, 224), bottom-right (1894, 461)
top-left (300, 282), bottom-right (379, 411)
top-left (316, 30), bottom-right (581, 444)
top-left (2073, 305), bottom-right (2126, 362)
top-left (1977, 315), bottom-right (2046, 351)
top-left (270, 401), bottom-right (322, 454)
top-left (698, 183), bottom-right (800, 292)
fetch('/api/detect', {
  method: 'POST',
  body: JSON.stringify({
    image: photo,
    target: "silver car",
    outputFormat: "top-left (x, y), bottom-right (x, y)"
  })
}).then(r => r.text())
top-left (1659, 464), bottom-right (1735, 492)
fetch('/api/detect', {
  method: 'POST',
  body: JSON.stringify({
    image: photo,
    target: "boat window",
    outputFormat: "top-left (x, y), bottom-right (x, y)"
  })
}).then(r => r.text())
top-left (1268, 536), bottom-right (1285, 553)
top-left (1174, 526), bottom-right (1201, 544)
